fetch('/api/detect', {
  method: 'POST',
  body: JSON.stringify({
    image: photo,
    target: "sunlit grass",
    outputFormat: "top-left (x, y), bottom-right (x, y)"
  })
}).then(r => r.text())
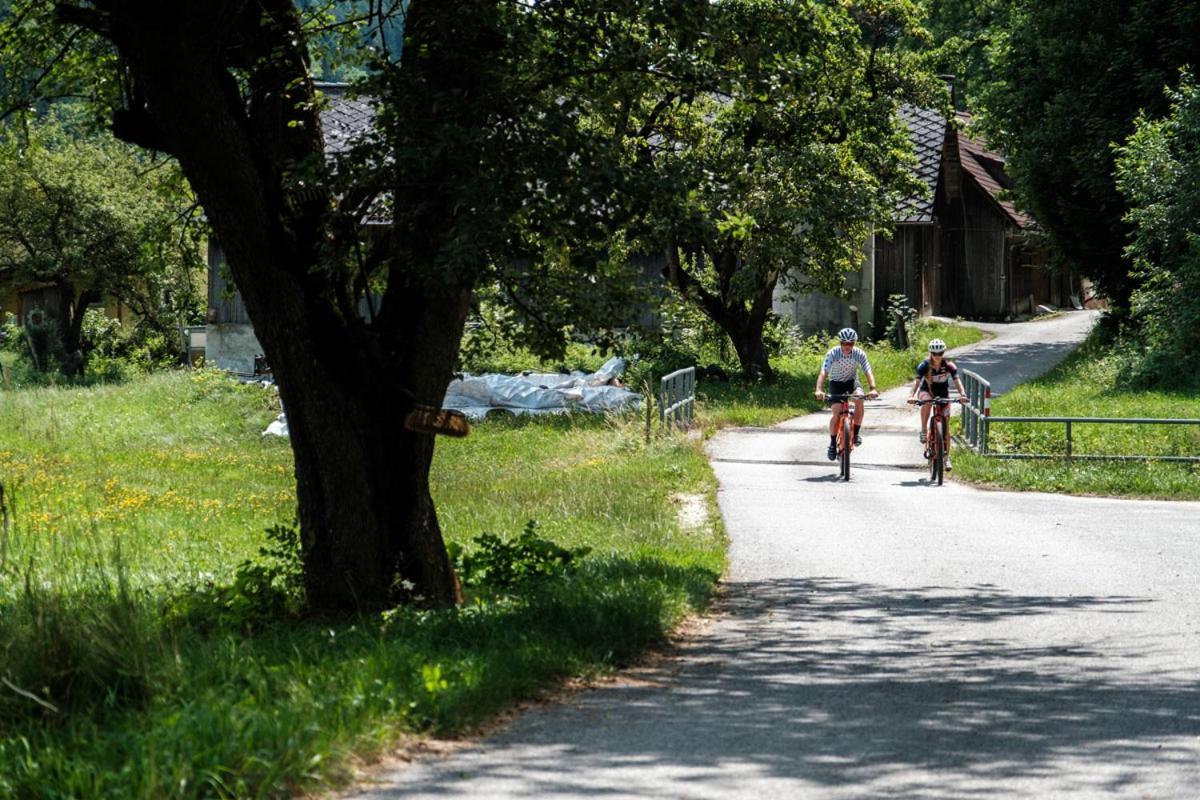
top-left (0, 369), bottom-right (721, 798)
top-left (955, 334), bottom-right (1200, 499)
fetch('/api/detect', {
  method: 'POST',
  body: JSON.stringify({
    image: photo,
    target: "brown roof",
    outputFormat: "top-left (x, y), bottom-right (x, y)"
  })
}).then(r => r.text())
top-left (954, 112), bottom-right (1032, 229)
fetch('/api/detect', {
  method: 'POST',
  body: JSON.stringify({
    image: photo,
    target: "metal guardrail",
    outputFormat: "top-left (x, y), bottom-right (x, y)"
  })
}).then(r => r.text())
top-left (659, 367), bottom-right (696, 432)
top-left (959, 369), bottom-right (1200, 462)
top-left (960, 369), bottom-right (991, 453)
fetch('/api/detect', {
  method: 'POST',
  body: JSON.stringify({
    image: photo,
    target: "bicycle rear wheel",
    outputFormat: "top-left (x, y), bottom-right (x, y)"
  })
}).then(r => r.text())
top-left (932, 419), bottom-right (944, 485)
top-left (840, 416), bottom-right (852, 481)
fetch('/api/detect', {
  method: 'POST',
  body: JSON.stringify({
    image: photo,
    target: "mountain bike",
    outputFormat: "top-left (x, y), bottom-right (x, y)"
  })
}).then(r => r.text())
top-left (826, 392), bottom-right (862, 481)
top-left (910, 396), bottom-right (965, 485)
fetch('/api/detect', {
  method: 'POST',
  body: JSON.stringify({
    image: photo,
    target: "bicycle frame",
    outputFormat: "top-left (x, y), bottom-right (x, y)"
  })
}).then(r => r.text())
top-left (914, 397), bottom-right (960, 486)
top-left (827, 393), bottom-right (862, 481)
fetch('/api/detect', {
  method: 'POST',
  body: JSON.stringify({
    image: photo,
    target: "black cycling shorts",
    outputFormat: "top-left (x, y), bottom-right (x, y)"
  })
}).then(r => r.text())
top-left (827, 379), bottom-right (859, 405)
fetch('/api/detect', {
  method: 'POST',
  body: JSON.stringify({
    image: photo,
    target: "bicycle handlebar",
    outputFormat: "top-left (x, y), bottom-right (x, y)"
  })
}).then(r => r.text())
top-left (908, 396), bottom-right (967, 405)
top-left (817, 391), bottom-right (876, 402)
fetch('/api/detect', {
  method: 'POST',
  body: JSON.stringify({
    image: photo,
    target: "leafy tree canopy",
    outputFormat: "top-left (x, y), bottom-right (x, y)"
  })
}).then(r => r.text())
top-left (1114, 72), bottom-right (1200, 383)
top-left (914, 0), bottom-right (1013, 110)
top-left (0, 110), bottom-right (205, 370)
top-left (590, 0), bottom-right (941, 377)
top-left (979, 0), bottom-right (1200, 309)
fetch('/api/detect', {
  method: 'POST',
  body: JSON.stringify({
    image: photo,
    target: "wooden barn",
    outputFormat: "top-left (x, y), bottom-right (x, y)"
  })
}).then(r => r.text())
top-left (778, 106), bottom-right (1081, 337)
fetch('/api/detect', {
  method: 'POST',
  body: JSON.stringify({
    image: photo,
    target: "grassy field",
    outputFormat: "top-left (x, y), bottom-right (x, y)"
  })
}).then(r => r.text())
top-left (953, 333), bottom-right (1200, 499)
top-left (0, 369), bottom-right (721, 798)
top-left (0, 319), bottom-right (984, 797)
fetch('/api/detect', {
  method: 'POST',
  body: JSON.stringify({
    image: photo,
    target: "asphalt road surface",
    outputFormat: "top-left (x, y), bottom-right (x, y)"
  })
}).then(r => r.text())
top-left (349, 311), bottom-right (1200, 799)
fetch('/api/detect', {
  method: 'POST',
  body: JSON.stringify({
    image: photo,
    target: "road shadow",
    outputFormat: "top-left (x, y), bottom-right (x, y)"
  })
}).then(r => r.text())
top-left (373, 577), bottom-right (1200, 798)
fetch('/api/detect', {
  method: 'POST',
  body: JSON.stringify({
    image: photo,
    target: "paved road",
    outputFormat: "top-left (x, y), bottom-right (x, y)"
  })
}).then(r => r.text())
top-left (349, 311), bottom-right (1200, 799)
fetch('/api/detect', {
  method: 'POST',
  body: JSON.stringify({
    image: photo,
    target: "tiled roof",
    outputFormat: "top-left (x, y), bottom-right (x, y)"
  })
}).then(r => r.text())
top-left (316, 82), bottom-right (375, 156)
top-left (314, 82), bottom-right (388, 224)
top-left (894, 104), bottom-right (946, 223)
top-left (954, 112), bottom-right (1032, 229)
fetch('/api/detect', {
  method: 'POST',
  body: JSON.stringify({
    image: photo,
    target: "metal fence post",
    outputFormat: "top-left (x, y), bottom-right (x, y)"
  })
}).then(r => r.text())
top-left (1065, 420), bottom-right (1072, 459)
top-left (659, 367), bottom-right (696, 432)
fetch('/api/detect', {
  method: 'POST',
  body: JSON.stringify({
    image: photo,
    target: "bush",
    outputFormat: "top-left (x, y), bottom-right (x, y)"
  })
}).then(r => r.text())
top-left (880, 294), bottom-right (917, 348)
top-left (167, 523), bottom-right (305, 632)
top-left (1114, 72), bottom-right (1200, 388)
top-left (0, 309), bottom-right (184, 387)
top-left (447, 521), bottom-right (591, 590)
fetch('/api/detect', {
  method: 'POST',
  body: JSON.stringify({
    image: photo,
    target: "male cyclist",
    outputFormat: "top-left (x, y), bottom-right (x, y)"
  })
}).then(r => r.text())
top-left (906, 338), bottom-right (968, 469)
top-left (814, 328), bottom-right (879, 461)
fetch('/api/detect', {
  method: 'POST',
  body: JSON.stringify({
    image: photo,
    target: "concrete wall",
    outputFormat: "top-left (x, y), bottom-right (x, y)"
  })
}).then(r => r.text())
top-left (773, 234), bottom-right (877, 337)
top-left (205, 322), bottom-right (261, 374)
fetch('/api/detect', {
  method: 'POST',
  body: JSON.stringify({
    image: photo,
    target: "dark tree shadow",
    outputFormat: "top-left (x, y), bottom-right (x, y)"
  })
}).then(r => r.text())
top-left (371, 576), bottom-right (1200, 798)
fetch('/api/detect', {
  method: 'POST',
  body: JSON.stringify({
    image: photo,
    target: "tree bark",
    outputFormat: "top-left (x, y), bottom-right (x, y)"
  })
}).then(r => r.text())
top-left (59, 284), bottom-right (99, 365)
top-left (664, 243), bottom-right (777, 380)
top-left (69, 1), bottom-right (471, 612)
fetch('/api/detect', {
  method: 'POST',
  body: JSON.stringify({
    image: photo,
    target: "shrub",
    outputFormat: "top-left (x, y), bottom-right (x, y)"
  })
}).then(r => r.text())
top-left (447, 521), bottom-right (591, 590)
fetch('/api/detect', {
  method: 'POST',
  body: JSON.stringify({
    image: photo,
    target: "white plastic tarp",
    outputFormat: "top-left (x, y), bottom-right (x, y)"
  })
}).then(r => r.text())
top-left (262, 356), bottom-right (641, 436)
top-left (442, 356), bottom-right (642, 420)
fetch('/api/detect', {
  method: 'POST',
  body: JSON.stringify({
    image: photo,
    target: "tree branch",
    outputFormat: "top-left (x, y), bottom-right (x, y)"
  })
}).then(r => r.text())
top-left (0, 29), bottom-right (85, 124)
top-left (53, 3), bottom-right (108, 33)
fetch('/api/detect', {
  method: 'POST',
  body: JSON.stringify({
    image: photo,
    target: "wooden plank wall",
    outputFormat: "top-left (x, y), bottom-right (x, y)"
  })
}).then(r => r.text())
top-left (941, 180), bottom-right (1008, 317)
top-left (873, 224), bottom-right (938, 326)
top-left (206, 241), bottom-right (251, 325)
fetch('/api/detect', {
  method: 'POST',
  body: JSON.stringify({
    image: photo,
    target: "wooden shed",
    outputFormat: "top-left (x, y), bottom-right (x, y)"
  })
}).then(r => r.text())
top-left (782, 106), bottom-right (1082, 337)
top-left (873, 108), bottom-right (1080, 323)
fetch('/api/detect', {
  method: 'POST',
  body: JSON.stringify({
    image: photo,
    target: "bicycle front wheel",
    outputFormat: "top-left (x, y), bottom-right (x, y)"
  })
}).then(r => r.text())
top-left (841, 416), bottom-right (852, 481)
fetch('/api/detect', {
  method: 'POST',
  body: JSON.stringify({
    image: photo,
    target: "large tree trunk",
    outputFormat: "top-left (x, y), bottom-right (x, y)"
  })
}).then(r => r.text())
top-left (72, 1), bottom-right (474, 612)
top-left (267, 277), bottom-right (468, 611)
top-left (727, 325), bottom-right (772, 380)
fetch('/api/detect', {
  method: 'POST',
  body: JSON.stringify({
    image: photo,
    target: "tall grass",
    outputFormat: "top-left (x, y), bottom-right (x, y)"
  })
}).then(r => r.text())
top-left (0, 369), bottom-right (721, 798)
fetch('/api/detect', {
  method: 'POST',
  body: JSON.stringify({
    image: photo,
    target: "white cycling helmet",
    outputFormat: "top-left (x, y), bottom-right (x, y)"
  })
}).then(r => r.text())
top-left (838, 327), bottom-right (858, 343)
top-left (928, 338), bottom-right (947, 354)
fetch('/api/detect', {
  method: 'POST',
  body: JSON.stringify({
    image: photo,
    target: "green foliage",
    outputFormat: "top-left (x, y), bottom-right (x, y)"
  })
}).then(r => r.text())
top-left (0, 543), bottom-right (163, 725)
top-left (12, 313), bottom-right (61, 371)
top-left (0, 308), bottom-right (181, 387)
top-left (0, 1), bottom-right (121, 122)
top-left (169, 524), bottom-right (307, 632)
top-left (595, 1), bottom-right (941, 378)
top-left (913, 0), bottom-right (1013, 109)
top-left (881, 293), bottom-right (919, 348)
top-left (0, 111), bottom-right (205, 376)
top-left (979, 0), bottom-right (1200, 308)
top-left (448, 521), bottom-right (592, 590)
top-left (1113, 72), bottom-right (1200, 386)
